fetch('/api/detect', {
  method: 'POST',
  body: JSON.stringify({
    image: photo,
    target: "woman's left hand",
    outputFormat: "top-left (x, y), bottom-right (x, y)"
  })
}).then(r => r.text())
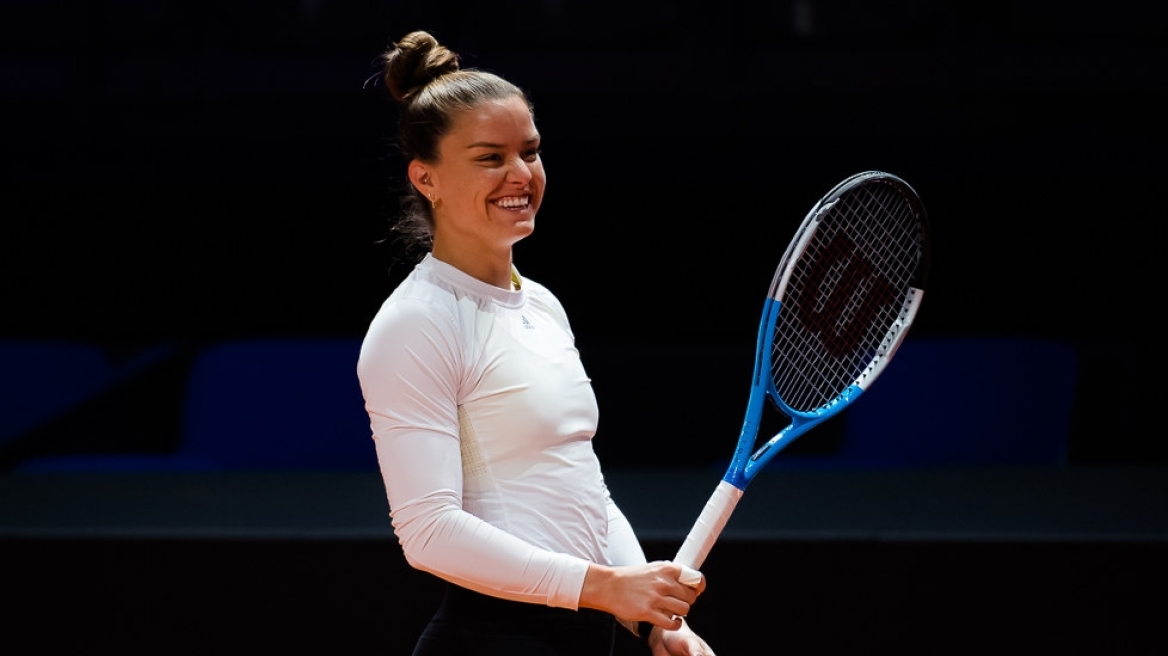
top-left (649, 619), bottom-right (715, 656)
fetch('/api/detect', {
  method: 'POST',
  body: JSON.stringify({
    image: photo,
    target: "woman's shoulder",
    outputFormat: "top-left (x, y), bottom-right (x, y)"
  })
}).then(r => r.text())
top-left (519, 273), bottom-right (562, 305)
top-left (518, 276), bottom-right (576, 333)
top-left (359, 275), bottom-right (464, 375)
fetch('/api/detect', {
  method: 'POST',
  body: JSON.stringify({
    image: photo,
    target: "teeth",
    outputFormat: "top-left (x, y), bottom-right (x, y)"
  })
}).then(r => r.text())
top-left (495, 196), bottom-right (529, 209)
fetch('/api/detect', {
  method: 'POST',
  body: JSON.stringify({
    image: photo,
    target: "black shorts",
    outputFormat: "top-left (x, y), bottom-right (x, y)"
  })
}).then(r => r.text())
top-left (412, 583), bottom-right (617, 656)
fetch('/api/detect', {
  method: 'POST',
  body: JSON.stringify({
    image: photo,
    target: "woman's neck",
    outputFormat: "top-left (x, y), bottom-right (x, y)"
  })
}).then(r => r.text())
top-left (431, 243), bottom-right (514, 290)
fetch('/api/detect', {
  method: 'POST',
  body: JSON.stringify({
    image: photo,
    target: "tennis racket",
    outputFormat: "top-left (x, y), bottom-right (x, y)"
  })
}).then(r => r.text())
top-left (675, 170), bottom-right (931, 572)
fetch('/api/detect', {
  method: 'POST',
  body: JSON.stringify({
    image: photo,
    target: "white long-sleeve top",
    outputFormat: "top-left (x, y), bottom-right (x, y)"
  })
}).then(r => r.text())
top-left (357, 254), bottom-right (645, 610)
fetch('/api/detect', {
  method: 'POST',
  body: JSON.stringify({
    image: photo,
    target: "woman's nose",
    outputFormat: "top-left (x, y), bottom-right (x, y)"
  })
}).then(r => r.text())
top-left (507, 158), bottom-right (533, 183)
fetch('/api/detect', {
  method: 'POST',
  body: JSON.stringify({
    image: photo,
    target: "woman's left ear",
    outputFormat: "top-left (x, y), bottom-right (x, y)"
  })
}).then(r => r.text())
top-left (408, 160), bottom-right (433, 196)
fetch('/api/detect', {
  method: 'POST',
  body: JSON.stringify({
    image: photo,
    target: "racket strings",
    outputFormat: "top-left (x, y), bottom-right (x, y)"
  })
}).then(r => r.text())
top-left (771, 182), bottom-right (926, 414)
top-left (846, 186), bottom-right (922, 291)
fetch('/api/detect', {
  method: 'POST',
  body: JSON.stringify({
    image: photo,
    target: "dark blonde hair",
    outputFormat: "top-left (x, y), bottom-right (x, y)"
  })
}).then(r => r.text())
top-left (378, 30), bottom-right (533, 262)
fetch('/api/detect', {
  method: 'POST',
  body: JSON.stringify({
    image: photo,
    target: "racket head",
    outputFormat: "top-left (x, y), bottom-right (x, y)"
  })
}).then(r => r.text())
top-left (769, 170), bottom-right (930, 418)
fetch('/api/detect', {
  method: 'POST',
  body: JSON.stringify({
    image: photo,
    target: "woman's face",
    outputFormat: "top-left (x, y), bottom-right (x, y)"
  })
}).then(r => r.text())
top-left (423, 95), bottom-right (545, 254)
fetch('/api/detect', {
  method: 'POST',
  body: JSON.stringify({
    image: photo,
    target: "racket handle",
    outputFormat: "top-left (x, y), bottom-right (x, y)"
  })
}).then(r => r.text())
top-left (673, 480), bottom-right (744, 571)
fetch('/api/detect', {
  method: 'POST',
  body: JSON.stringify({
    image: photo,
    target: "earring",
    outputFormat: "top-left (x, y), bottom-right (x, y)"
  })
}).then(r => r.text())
top-left (427, 194), bottom-right (438, 209)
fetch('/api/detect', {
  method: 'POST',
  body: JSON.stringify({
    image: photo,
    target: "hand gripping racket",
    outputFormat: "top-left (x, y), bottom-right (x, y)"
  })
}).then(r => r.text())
top-left (675, 170), bottom-right (931, 572)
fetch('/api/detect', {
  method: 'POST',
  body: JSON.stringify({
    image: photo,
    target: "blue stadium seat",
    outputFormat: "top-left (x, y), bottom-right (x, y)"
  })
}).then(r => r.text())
top-left (0, 340), bottom-right (110, 449)
top-left (18, 337), bottom-right (377, 472)
top-left (177, 337), bottom-right (375, 471)
top-left (766, 336), bottom-right (1080, 469)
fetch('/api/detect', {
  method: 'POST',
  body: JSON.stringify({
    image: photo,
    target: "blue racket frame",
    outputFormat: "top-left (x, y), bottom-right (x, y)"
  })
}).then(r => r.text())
top-left (723, 296), bottom-right (863, 490)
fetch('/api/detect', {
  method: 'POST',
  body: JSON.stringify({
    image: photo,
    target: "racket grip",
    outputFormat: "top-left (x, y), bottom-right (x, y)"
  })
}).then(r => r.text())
top-left (673, 480), bottom-right (744, 571)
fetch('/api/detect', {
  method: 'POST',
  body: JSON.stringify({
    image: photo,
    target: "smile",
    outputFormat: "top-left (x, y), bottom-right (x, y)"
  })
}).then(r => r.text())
top-left (493, 195), bottom-right (530, 209)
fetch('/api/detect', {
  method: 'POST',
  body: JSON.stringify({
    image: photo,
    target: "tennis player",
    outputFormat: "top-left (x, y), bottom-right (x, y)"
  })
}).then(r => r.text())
top-left (356, 29), bottom-right (717, 656)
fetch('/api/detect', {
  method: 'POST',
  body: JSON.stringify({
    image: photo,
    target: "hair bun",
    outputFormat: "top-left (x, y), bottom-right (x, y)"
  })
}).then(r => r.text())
top-left (382, 30), bottom-right (461, 103)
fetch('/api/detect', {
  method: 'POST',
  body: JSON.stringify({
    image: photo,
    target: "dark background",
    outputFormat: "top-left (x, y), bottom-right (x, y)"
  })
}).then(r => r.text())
top-left (3, 3), bottom-right (1168, 655)
top-left (3, 0), bottom-right (1165, 465)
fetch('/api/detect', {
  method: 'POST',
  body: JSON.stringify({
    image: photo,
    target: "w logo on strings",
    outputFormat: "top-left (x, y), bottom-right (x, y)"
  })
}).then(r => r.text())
top-left (793, 231), bottom-right (893, 358)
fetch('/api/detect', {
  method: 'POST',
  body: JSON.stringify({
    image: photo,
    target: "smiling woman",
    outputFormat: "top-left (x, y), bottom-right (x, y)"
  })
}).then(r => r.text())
top-left (355, 30), bottom-right (716, 656)
top-left (411, 94), bottom-right (543, 286)
top-left (374, 30), bottom-right (544, 286)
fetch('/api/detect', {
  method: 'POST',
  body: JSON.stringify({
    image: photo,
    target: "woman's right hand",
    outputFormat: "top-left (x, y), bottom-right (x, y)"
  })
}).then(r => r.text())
top-left (578, 560), bottom-right (705, 630)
